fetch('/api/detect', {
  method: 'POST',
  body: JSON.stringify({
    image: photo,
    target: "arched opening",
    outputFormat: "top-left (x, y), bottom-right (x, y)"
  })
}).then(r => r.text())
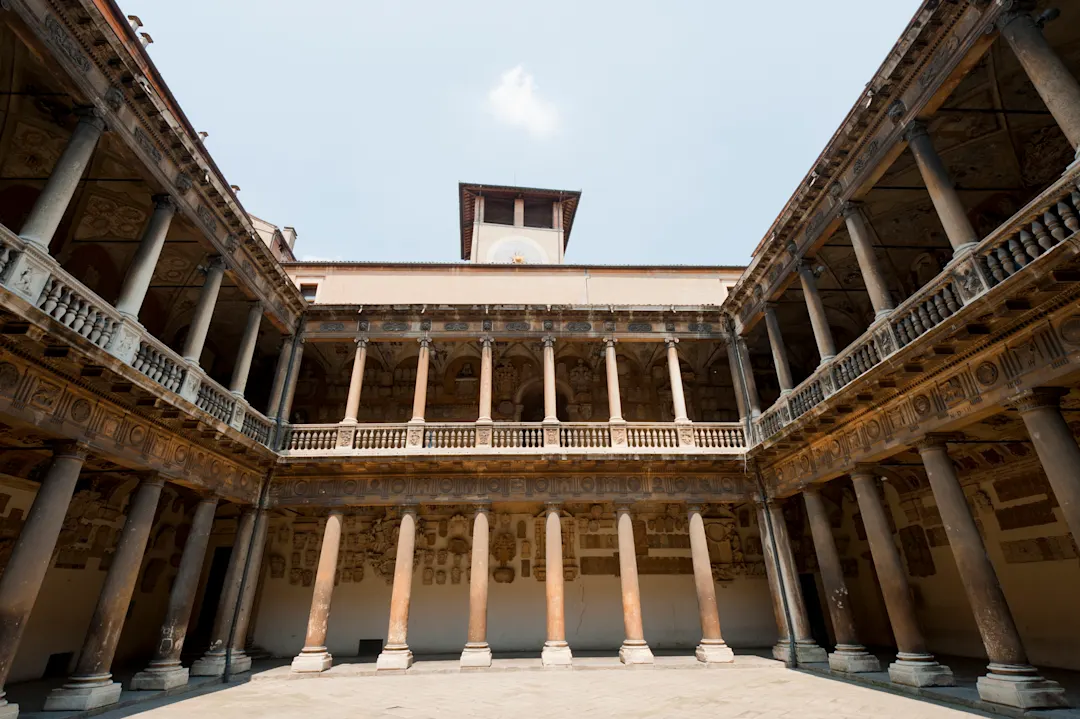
top-left (518, 382), bottom-right (568, 422)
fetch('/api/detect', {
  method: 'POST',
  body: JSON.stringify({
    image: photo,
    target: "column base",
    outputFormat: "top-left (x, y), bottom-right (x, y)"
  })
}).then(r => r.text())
top-left (619, 640), bottom-right (654, 665)
top-left (376, 645), bottom-right (413, 672)
top-left (459, 642), bottom-right (492, 668)
top-left (291, 649), bottom-right (333, 673)
top-left (695, 640), bottom-right (734, 664)
top-left (44, 679), bottom-right (122, 712)
top-left (189, 650), bottom-right (252, 677)
top-left (976, 664), bottom-right (1069, 709)
top-left (130, 663), bottom-right (190, 691)
top-left (828, 645), bottom-right (881, 674)
top-left (888, 654), bottom-right (955, 687)
top-left (541, 641), bottom-right (573, 667)
top-left (774, 639), bottom-right (826, 664)
top-left (0, 699), bottom-right (18, 719)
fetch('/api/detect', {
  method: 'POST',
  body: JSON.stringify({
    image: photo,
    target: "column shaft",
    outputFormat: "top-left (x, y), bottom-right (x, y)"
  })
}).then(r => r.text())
top-left (461, 506), bottom-right (492, 667)
top-left (756, 502), bottom-right (791, 652)
top-left (46, 477), bottom-right (164, 710)
top-left (688, 506), bottom-right (733, 663)
top-left (0, 443), bottom-right (87, 713)
top-left (232, 510), bottom-right (268, 653)
top-left (266, 337), bottom-right (293, 418)
top-left (478, 338), bottom-right (493, 422)
top-left (132, 496), bottom-right (218, 690)
top-left (764, 305), bottom-right (794, 394)
top-left (615, 506), bottom-right (651, 662)
top-left (797, 262), bottom-right (837, 362)
top-left (377, 508), bottom-right (416, 670)
top-left (182, 257), bottom-right (226, 364)
top-left (541, 504), bottom-right (571, 666)
top-left (604, 339), bottom-right (623, 421)
top-left (292, 510), bottom-right (342, 672)
top-left (343, 339), bottom-right (368, 422)
top-left (842, 204), bottom-right (895, 318)
top-left (768, 503), bottom-right (815, 646)
top-left (736, 337), bottom-right (762, 416)
top-left (906, 123), bottom-right (979, 252)
top-left (229, 302), bottom-right (263, 396)
top-left (1012, 391), bottom-right (1080, 542)
top-left (724, 340), bottom-right (749, 421)
top-left (20, 110), bottom-right (105, 250)
top-left (666, 339), bottom-right (689, 422)
top-left (410, 341), bottom-right (430, 422)
top-left (115, 196), bottom-right (176, 319)
top-left (542, 336), bottom-right (557, 422)
top-left (279, 340), bottom-right (305, 423)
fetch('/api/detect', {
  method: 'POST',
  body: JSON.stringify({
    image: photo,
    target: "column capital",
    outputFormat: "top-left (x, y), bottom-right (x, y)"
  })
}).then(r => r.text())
top-left (50, 439), bottom-right (90, 461)
top-left (248, 300), bottom-right (264, 314)
top-left (544, 501), bottom-right (562, 512)
top-left (913, 433), bottom-right (958, 453)
top-left (73, 106), bottom-right (107, 132)
top-left (763, 301), bottom-right (780, 313)
top-left (473, 502), bottom-right (492, 515)
top-left (613, 501), bottom-right (635, 513)
top-left (995, 3), bottom-right (1039, 32)
top-left (137, 471), bottom-right (167, 489)
top-left (903, 120), bottom-right (929, 143)
top-left (1006, 386), bottom-right (1067, 413)
top-left (151, 193), bottom-right (177, 212)
top-left (354, 336), bottom-right (369, 348)
top-left (849, 464), bottom-right (880, 481)
top-left (541, 335), bottom-right (556, 349)
top-left (399, 503), bottom-right (419, 516)
top-left (665, 336), bottom-right (679, 349)
top-left (686, 503), bottom-right (704, 514)
top-left (196, 494), bottom-right (219, 506)
top-left (205, 255), bottom-right (227, 272)
top-left (840, 200), bottom-right (864, 219)
top-left (479, 336), bottom-right (494, 349)
top-left (801, 485), bottom-right (822, 498)
top-left (327, 507), bottom-right (344, 518)
top-left (417, 337), bottom-right (432, 350)
top-left (603, 336), bottom-right (618, 349)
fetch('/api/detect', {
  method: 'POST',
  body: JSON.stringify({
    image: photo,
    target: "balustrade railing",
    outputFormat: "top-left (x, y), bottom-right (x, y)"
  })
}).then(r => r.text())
top-left (422, 423), bottom-right (476, 449)
top-left (354, 424), bottom-right (408, 449)
top-left (559, 423), bottom-right (612, 448)
top-left (36, 274), bottom-right (119, 351)
top-left (788, 379), bottom-right (824, 420)
top-left (196, 380), bottom-right (235, 424)
top-left (241, 410), bottom-right (273, 446)
top-left (493, 423), bottom-right (544, 448)
top-left (131, 339), bottom-right (186, 393)
top-left (694, 424), bottom-right (745, 448)
top-left (890, 280), bottom-right (961, 349)
top-left (286, 425), bottom-right (338, 451)
top-left (626, 424), bottom-right (680, 448)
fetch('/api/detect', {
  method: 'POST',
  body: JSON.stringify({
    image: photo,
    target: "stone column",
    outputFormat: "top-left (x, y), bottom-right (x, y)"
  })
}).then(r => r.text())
top-left (0, 442), bottom-right (88, 719)
top-left (477, 338), bottom-right (493, 423)
top-left (542, 335), bottom-right (557, 422)
top-left (461, 504), bottom-right (492, 668)
top-left (687, 505), bottom-right (733, 663)
top-left (191, 508), bottom-right (256, 677)
top-left (802, 488), bottom-right (879, 673)
top-left (410, 339), bottom-right (431, 423)
top-left (292, 510), bottom-right (343, 673)
top-left (905, 121), bottom-right (979, 253)
top-left (182, 256), bottom-right (226, 365)
top-left (230, 509), bottom-right (268, 670)
top-left (266, 336), bottom-right (293, 418)
top-left (736, 337), bottom-right (762, 416)
top-left (604, 338), bottom-right (624, 422)
top-left (851, 470), bottom-right (953, 687)
top-left (114, 195), bottom-right (176, 320)
top-left (541, 503), bottom-right (572, 666)
top-left (842, 203), bottom-right (894, 319)
top-left (724, 340), bottom-right (749, 422)
top-left (615, 503), bottom-right (653, 664)
top-left (766, 501), bottom-right (827, 664)
top-left (755, 502), bottom-right (792, 659)
top-left (20, 108), bottom-right (106, 251)
top-left (917, 438), bottom-right (1066, 708)
top-left (278, 339), bottom-right (305, 423)
top-left (377, 507), bottom-right (417, 671)
top-left (998, 9), bottom-right (1080, 154)
top-left (763, 304), bottom-right (794, 395)
top-left (228, 302), bottom-right (263, 397)
top-left (1009, 388), bottom-right (1080, 543)
top-left (666, 338), bottom-right (690, 422)
top-left (45, 476), bottom-right (164, 711)
top-left (131, 496), bottom-right (218, 690)
top-left (797, 260), bottom-right (837, 363)
top-left (342, 339), bottom-right (368, 423)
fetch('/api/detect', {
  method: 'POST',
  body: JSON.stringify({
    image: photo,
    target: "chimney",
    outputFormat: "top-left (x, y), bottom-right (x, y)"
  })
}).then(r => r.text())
top-left (282, 227), bottom-right (297, 250)
top-left (139, 32), bottom-right (153, 48)
top-left (127, 15), bottom-right (143, 32)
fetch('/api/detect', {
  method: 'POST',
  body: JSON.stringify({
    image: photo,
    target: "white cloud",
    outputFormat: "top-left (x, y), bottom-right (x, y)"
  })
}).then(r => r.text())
top-left (487, 65), bottom-right (559, 138)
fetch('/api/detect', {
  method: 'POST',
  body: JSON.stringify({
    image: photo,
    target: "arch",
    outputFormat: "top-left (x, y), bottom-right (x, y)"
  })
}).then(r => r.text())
top-left (513, 377), bottom-right (573, 421)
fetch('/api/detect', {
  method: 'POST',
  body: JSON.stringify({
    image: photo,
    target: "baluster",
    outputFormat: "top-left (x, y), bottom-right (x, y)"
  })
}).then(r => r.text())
top-left (1019, 229), bottom-right (1040, 260)
top-left (88, 313), bottom-right (105, 344)
top-left (908, 310), bottom-right (924, 337)
top-left (932, 293), bottom-right (948, 321)
top-left (40, 279), bottom-right (59, 313)
top-left (71, 300), bottom-right (88, 333)
top-left (1058, 200), bottom-right (1079, 234)
top-left (942, 286), bottom-right (959, 314)
top-left (1045, 209), bottom-right (1066, 243)
top-left (100, 319), bottom-right (116, 348)
top-left (984, 252), bottom-right (1005, 284)
top-left (1032, 219), bottom-right (1054, 252)
top-left (997, 246), bottom-right (1017, 277)
top-left (53, 287), bottom-right (72, 321)
top-left (1007, 237), bottom-right (1027, 268)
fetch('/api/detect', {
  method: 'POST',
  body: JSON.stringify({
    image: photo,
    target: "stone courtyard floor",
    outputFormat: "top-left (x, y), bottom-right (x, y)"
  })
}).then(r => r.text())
top-left (13, 652), bottom-right (1080, 719)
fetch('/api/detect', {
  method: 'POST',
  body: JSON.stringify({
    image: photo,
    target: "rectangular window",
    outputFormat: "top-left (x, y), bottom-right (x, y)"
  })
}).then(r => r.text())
top-left (300, 283), bottom-right (318, 301)
top-left (484, 197), bottom-right (515, 225)
top-left (523, 199), bottom-right (554, 229)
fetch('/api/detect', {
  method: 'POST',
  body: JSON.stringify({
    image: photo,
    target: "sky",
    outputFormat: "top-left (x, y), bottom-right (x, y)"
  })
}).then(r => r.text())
top-left (121, 1), bottom-right (921, 266)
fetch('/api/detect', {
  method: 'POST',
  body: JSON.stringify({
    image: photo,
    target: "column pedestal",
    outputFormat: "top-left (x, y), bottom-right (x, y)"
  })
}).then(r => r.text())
top-left (889, 653), bottom-right (957, 687)
top-left (541, 642), bottom-right (573, 667)
top-left (190, 650), bottom-right (250, 678)
top-left (828, 645), bottom-right (881, 674)
top-left (42, 680), bottom-right (122, 712)
top-left (977, 664), bottom-right (1069, 710)
top-left (618, 640), bottom-right (654, 666)
top-left (695, 640), bottom-right (734, 664)
top-left (130, 662), bottom-right (189, 691)
top-left (460, 643), bottom-right (493, 669)
top-left (291, 648), bottom-right (333, 673)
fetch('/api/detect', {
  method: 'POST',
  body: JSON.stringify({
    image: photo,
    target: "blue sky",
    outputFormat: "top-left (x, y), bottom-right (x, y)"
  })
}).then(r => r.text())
top-left (122, 1), bottom-right (920, 266)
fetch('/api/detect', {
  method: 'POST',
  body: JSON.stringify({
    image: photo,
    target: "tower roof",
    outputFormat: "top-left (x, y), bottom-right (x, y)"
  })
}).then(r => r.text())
top-left (458, 182), bottom-right (581, 261)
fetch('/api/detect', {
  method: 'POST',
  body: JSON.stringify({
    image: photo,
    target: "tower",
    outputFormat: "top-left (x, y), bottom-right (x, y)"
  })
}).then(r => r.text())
top-left (459, 183), bottom-right (581, 264)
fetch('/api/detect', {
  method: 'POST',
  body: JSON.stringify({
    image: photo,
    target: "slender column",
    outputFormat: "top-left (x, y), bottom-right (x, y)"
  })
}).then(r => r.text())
top-left (998, 10), bottom-right (1080, 153)
top-left (917, 438), bottom-right (1066, 708)
top-left (231, 509), bottom-right (268, 663)
top-left (190, 509), bottom-right (256, 677)
top-left (755, 501), bottom-right (792, 660)
top-left (1009, 388), bottom-right (1080, 543)
top-left (477, 337), bottom-right (493, 422)
top-left (763, 304), bottom-right (794, 395)
top-left (767, 501), bottom-right (826, 664)
top-left (905, 121), bottom-right (979, 253)
top-left (666, 338), bottom-right (689, 422)
top-left (687, 505), bottom-right (733, 663)
top-left (182, 256), bottom-right (226, 365)
top-left (461, 504), bottom-right (492, 667)
top-left (292, 510), bottom-right (343, 672)
top-left (131, 496), bottom-right (218, 690)
top-left (266, 336), bottom-right (293, 418)
top-left (410, 339), bottom-right (431, 423)
top-left (279, 339), bottom-right (305, 423)
top-left (0, 442), bottom-right (88, 719)
top-left (851, 470), bottom-right (953, 687)
top-left (724, 340), bottom-right (749, 421)
top-left (542, 336), bottom-right (557, 422)
top-left (114, 195), bottom-right (176, 319)
top-left (604, 337), bottom-right (623, 421)
top-left (45, 476), bottom-right (164, 711)
top-left (20, 108), bottom-right (106, 251)
top-left (736, 337), bottom-right (762, 416)
top-left (803, 488), bottom-right (879, 673)
top-left (842, 203), bottom-right (895, 319)
top-left (541, 503), bottom-right (572, 666)
top-left (342, 339), bottom-right (368, 423)
top-left (797, 260), bottom-right (836, 363)
top-left (377, 507), bottom-right (417, 671)
top-left (615, 504), bottom-right (653, 664)
top-left (229, 302), bottom-right (263, 397)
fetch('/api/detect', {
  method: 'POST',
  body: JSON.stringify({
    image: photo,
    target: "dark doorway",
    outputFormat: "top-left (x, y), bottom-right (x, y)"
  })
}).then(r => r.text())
top-left (188, 546), bottom-right (232, 655)
top-left (799, 573), bottom-right (831, 650)
top-left (518, 386), bottom-right (567, 422)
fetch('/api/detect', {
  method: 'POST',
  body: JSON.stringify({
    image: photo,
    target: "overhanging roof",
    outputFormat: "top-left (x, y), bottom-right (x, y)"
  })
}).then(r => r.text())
top-left (459, 183), bottom-right (581, 261)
